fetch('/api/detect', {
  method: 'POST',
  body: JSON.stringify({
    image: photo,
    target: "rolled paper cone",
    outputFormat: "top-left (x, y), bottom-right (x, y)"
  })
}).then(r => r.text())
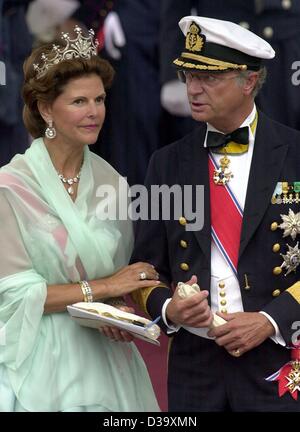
top-left (177, 282), bottom-right (227, 327)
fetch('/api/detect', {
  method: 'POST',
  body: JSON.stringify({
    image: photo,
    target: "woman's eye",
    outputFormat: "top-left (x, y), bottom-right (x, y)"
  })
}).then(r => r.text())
top-left (73, 99), bottom-right (84, 105)
top-left (96, 96), bottom-right (105, 104)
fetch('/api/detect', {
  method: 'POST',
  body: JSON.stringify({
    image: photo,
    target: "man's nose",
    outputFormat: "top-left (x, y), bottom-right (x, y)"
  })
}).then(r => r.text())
top-left (187, 79), bottom-right (204, 95)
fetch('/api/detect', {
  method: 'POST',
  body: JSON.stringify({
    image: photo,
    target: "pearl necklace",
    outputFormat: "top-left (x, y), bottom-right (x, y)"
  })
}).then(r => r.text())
top-left (58, 170), bottom-right (81, 195)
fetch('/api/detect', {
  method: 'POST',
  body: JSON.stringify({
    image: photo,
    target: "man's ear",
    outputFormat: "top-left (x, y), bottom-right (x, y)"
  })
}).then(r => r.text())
top-left (243, 72), bottom-right (258, 96)
top-left (37, 100), bottom-right (52, 123)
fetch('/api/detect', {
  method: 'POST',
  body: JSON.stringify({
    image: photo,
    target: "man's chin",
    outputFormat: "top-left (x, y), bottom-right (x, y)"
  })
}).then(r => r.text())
top-left (191, 111), bottom-right (209, 122)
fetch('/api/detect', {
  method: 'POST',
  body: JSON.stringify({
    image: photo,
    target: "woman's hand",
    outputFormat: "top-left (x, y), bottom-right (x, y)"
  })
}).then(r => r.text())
top-left (99, 305), bottom-right (136, 343)
top-left (95, 262), bottom-right (160, 298)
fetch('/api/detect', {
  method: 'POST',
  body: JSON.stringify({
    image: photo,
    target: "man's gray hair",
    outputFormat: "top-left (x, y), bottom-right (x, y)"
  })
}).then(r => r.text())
top-left (235, 67), bottom-right (267, 98)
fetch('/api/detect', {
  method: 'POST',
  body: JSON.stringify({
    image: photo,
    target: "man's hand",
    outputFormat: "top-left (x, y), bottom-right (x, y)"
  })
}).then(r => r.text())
top-left (166, 275), bottom-right (213, 328)
top-left (208, 312), bottom-right (275, 356)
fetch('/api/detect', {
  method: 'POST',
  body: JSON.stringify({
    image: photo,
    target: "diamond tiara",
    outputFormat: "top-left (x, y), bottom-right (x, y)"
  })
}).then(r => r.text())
top-left (33, 26), bottom-right (99, 79)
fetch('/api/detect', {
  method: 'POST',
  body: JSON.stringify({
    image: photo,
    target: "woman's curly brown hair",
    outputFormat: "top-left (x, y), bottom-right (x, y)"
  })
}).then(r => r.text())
top-left (22, 43), bottom-right (115, 138)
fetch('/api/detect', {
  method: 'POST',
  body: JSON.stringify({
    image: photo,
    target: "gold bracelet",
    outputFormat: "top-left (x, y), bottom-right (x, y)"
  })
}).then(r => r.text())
top-left (79, 281), bottom-right (88, 302)
top-left (79, 280), bottom-right (93, 302)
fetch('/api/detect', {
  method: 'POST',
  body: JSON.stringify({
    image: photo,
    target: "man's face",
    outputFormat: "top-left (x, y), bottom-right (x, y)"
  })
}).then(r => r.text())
top-left (185, 71), bottom-right (249, 129)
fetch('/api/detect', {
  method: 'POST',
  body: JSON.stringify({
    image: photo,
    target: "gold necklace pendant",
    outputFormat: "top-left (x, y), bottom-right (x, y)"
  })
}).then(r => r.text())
top-left (213, 154), bottom-right (233, 186)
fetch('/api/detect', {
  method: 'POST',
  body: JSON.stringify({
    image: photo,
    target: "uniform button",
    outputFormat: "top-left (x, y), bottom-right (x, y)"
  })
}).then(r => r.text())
top-left (219, 291), bottom-right (226, 297)
top-left (180, 240), bottom-right (188, 248)
top-left (272, 243), bottom-right (281, 253)
top-left (180, 263), bottom-right (189, 271)
top-left (239, 21), bottom-right (250, 29)
top-left (272, 289), bottom-right (281, 297)
top-left (221, 308), bottom-right (227, 314)
top-left (220, 299), bottom-right (227, 306)
top-left (282, 0), bottom-right (292, 9)
top-left (179, 217), bottom-right (187, 226)
top-left (273, 266), bottom-right (283, 275)
top-left (263, 26), bottom-right (274, 39)
top-left (218, 282), bottom-right (225, 289)
top-left (270, 222), bottom-right (278, 231)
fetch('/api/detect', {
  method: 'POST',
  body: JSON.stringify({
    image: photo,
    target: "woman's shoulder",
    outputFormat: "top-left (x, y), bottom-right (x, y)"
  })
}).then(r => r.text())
top-left (0, 153), bottom-right (31, 186)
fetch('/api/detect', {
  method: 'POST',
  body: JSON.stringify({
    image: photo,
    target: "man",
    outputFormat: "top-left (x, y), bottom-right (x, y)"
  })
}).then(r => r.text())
top-left (160, 0), bottom-right (300, 131)
top-left (131, 16), bottom-right (300, 411)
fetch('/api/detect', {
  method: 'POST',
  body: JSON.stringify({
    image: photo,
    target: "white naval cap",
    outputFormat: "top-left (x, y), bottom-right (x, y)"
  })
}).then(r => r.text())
top-left (173, 16), bottom-right (275, 72)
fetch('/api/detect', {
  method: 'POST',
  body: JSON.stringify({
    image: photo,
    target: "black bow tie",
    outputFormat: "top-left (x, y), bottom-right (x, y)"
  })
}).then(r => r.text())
top-left (206, 126), bottom-right (249, 150)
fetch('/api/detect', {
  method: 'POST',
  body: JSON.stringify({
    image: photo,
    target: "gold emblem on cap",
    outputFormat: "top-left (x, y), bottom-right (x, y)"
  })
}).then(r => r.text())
top-left (185, 22), bottom-right (205, 53)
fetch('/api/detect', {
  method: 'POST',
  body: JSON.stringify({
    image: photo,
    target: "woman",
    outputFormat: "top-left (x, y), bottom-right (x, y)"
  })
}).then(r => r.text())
top-left (0, 27), bottom-right (160, 412)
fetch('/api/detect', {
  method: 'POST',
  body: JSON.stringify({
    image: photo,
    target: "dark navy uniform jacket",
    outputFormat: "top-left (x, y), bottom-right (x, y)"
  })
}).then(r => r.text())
top-left (131, 111), bottom-right (300, 411)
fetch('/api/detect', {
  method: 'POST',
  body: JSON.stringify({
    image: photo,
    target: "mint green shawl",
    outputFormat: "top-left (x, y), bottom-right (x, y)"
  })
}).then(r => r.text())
top-left (0, 138), bottom-right (159, 412)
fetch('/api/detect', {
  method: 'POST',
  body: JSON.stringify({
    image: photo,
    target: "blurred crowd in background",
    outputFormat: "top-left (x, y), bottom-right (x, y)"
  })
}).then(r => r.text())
top-left (0, 0), bottom-right (300, 185)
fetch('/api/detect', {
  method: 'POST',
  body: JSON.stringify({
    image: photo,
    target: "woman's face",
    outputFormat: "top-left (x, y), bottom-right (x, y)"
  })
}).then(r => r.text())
top-left (46, 74), bottom-right (106, 148)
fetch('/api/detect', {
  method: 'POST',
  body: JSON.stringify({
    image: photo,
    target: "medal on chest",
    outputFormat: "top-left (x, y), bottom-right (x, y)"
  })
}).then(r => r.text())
top-left (213, 154), bottom-right (233, 186)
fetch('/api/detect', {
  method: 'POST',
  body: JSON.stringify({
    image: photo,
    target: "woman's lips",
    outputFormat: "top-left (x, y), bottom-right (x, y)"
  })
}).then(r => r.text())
top-left (80, 125), bottom-right (99, 130)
